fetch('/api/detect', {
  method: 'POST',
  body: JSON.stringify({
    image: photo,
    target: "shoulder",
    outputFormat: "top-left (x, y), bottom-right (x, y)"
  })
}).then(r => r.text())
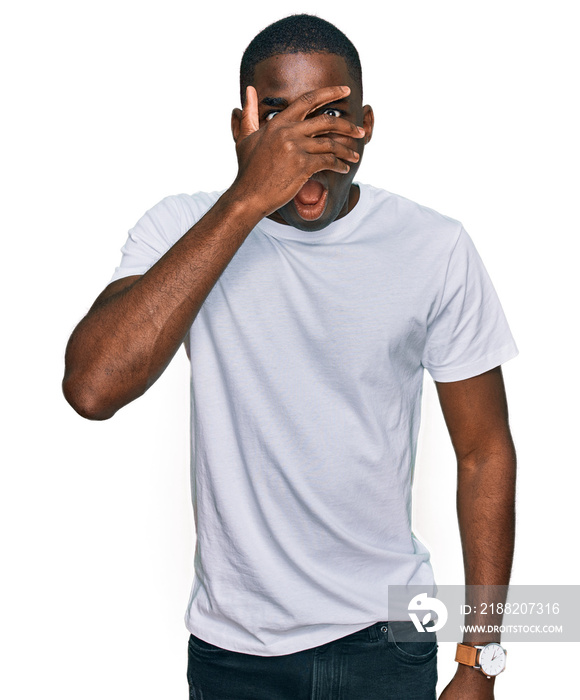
top-left (357, 183), bottom-right (463, 250)
top-left (150, 189), bottom-right (224, 228)
top-left (131, 190), bottom-right (225, 247)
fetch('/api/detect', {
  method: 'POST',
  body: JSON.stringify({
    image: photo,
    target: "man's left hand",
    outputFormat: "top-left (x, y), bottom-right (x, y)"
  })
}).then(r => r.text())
top-left (439, 666), bottom-right (496, 699)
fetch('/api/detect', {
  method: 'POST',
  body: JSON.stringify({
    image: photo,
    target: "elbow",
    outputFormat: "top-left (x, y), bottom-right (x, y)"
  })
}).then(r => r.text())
top-left (62, 373), bottom-right (118, 421)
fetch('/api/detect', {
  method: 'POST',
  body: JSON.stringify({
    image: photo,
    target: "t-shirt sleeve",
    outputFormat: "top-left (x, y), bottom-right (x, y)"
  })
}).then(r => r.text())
top-left (422, 227), bottom-right (518, 382)
top-left (109, 193), bottom-right (218, 283)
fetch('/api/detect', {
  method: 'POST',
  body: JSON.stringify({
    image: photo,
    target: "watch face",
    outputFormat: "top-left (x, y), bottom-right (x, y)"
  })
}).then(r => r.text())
top-left (479, 643), bottom-right (506, 676)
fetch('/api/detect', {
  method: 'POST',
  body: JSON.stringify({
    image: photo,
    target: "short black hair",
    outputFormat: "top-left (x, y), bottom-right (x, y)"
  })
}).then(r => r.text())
top-left (240, 14), bottom-right (362, 104)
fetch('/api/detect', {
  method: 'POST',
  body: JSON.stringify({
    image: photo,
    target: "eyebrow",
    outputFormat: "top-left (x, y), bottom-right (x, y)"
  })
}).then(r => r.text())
top-left (261, 97), bottom-right (288, 108)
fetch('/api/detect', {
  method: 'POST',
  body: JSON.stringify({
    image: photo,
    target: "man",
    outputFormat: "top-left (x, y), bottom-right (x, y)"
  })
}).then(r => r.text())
top-left (63, 14), bottom-right (518, 700)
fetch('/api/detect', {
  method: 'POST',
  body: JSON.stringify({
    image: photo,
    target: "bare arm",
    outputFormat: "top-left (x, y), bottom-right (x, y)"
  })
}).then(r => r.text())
top-left (63, 85), bottom-right (365, 420)
top-left (437, 366), bottom-right (516, 591)
top-left (436, 366), bottom-right (516, 699)
top-left (62, 194), bottom-right (263, 420)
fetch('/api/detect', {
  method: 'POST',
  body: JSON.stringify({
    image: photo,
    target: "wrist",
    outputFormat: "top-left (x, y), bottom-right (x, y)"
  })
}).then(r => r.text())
top-left (223, 181), bottom-right (271, 225)
top-left (455, 661), bottom-right (497, 689)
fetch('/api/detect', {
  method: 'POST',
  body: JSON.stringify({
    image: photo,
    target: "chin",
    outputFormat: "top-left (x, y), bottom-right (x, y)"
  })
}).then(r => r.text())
top-left (284, 216), bottom-right (332, 232)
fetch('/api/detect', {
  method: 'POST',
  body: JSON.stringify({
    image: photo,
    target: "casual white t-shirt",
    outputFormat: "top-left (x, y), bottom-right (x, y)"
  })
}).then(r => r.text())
top-left (111, 183), bottom-right (518, 655)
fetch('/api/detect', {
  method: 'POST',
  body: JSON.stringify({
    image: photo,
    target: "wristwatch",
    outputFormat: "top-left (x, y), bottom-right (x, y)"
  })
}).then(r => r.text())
top-left (455, 642), bottom-right (507, 678)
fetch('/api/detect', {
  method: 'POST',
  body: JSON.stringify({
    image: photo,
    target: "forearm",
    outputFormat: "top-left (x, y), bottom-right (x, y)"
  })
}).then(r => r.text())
top-left (63, 190), bottom-right (262, 420)
top-left (457, 436), bottom-right (517, 644)
top-left (439, 439), bottom-right (516, 696)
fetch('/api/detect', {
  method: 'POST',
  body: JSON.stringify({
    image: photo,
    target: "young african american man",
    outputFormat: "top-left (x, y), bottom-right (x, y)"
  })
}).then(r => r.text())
top-left (63, 14), bottom-right (517, 700)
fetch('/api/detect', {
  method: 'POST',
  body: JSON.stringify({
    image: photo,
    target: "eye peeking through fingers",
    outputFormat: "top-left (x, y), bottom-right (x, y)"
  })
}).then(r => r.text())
top-left (264, 106), bottom-right (344, 121)
top-left (320, 107), bottom-right (343, 118)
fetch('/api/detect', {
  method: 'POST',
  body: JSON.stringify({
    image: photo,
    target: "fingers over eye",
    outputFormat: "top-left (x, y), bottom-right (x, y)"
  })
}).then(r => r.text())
top-left (285, 86), bottom-right (351, 120)
top-left (301, 114), bottom-right (365, 139)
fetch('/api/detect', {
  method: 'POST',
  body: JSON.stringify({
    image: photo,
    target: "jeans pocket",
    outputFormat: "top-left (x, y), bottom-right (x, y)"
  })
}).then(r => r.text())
top-left (386, 622), bottom-right (438, 664)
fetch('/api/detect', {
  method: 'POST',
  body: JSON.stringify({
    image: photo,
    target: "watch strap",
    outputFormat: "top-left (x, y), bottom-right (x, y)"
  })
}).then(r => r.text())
top-left (455, 643), bottom-right (479, 666)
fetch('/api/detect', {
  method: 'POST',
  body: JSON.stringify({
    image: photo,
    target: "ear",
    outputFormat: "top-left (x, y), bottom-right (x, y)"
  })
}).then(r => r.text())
top-left (362, 105), bottom-right (374, 145)
top-left (231, 108), bottom-right (243, 142)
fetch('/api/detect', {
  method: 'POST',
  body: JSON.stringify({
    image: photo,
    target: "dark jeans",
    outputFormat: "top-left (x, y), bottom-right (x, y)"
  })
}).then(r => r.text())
top-left (187, 621), bottom-right (437, 699)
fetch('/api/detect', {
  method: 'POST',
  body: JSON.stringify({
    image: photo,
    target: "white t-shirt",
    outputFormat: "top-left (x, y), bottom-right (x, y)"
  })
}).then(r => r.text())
top-left (111, 183), bottom-right (518, 655)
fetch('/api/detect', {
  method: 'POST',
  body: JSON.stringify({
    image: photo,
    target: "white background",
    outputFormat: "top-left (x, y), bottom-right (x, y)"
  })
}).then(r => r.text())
top-left (2, 1), bottom-right (578, 697)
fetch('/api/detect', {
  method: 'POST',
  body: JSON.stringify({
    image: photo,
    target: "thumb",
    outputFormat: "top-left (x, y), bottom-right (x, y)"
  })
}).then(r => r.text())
top-left (239, 86), bottom-right (259, 139)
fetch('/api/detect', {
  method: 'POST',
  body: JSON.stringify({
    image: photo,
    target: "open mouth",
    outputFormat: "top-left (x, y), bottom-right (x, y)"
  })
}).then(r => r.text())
top-left (293, 179), bottom-right (329, 221)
